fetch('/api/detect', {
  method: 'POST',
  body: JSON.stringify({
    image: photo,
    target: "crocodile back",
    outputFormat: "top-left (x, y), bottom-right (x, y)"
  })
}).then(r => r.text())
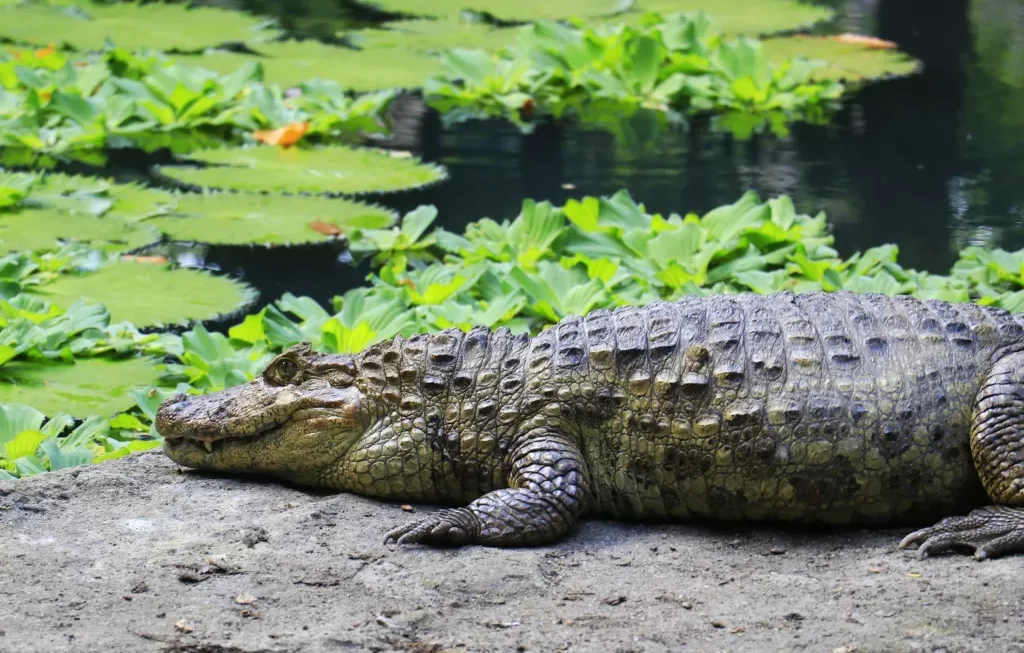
top-left (528, 291), bottom-right (1022, 524)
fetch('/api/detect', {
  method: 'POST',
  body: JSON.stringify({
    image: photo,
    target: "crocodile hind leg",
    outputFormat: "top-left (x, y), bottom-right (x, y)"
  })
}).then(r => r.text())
top-left (900, 351), bottom-right (1024, 560)
top-left (384, 429), bottom-right (587, 547)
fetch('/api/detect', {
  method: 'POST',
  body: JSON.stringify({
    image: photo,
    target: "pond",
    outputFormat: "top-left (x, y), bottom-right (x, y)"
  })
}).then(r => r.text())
top-left (153, 0), bottom-right (1024, 310)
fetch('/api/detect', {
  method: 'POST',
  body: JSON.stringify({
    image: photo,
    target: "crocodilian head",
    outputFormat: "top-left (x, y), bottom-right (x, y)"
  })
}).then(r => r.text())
top-left (157, 342), bottom-right (367, 487)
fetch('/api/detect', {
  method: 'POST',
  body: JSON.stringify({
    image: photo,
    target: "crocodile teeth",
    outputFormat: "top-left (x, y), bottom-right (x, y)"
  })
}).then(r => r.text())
top-left (203, 441), bottom-right (214, 453)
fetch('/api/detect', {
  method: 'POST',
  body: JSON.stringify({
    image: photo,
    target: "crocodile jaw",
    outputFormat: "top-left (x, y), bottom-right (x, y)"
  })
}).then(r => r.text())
top-left (156, 380), bottom-right (363, 483)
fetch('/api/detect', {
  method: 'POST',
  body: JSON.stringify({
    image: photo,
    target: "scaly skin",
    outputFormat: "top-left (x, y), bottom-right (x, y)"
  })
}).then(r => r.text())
top-left (157, 292), bottom-right (1024, 558)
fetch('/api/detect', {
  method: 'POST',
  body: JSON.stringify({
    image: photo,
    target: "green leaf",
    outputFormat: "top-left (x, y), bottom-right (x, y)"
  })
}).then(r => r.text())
top-left (350, 0), bottom-right (628, 22)
top-left (158, 146), bottom-right (447, 196)
top-left (0, 356), bottom-right (162, 417)
top-left (763, 36), bottom-right (921, 82)
top-left (0, 207), bottom-right (160, 254)
top-left (39, 436), bottom-right (93, 471)
top-left (145, 192), bottom-right (397, 247)
top-left (182, 40), bottom-right (442, 92)
top-left (34, 260), bottom-right (257, 327)
top-left (4, 429), bottom-right (46, 461)
top-left (0, 2), bottom-right (274, 52)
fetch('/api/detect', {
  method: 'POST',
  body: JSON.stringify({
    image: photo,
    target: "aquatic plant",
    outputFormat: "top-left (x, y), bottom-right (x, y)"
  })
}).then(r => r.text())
top-left (0, 1), bottom-right (276, 52)
top-left (350, 0), bottom-right (834, 33)
top-left (144, 192), bottom-right (398, 247)
top-left (0, 46), bottom-right (395, 156)
top-left (425, 13), bottom-right (847, 134)
top-left (157, 144), bottom-right (448, 196)
top-left (184, 40), bottom-right (443, 92)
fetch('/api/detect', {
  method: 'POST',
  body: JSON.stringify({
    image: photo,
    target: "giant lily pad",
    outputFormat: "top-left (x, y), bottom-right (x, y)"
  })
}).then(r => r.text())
top-left (627, 0), bottom-right (835, 35)
top-left (34, 261), bottom-right (257, 327)
top-left (0, 1), bottom-right (274, 52)
top-left (351, 0), bottom-right (626, 21)
top-left (146, 192), bottom-right (399, 246)
top-left (0, 356), bottom-right (162, 418)
top-left (346, 19), bottom-right (523, 54)
top-left (0, 207), bottom-right (160, 254)
top-left (157, 146), bottom-right (447, 196)
top-left (763, 35), bottom-right (922, 81)
top-left (185, 40), bottom-right (442, 91)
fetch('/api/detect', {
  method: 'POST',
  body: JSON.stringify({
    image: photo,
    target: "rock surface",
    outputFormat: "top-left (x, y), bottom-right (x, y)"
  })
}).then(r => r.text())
top-left (2, 451), bottom-right (1022, 653)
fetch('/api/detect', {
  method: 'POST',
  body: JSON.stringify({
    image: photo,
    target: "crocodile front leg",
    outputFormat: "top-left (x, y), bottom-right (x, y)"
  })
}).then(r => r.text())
top-left (900, 351), bottom-right (1024, 560)
top-left (385, 429), bottom-right (587, 547)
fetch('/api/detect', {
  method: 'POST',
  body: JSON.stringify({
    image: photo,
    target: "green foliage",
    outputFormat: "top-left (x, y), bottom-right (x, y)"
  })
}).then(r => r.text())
top-left (0, 46), bottom-right (395, 156)
top-left (762, 36), bottom-right (922, 82)
top-left (0, 402), bottom-right (158, 479)
top-left (144, 192), bottom-right (398, 247)
top-left (34, 259), bottom-right (258, 328)
top-left (158, 145), bottom-right (448, 195)
top-left (185, 40), bottom-right (443, 92)
top-left (425, 13), bottom-right (847, 136)
top-left (0, 170), bottom-right (162, 253)
top-left (346, 18), bottom-right (522, 54)
top-left (0, 1), bottom-right (275, 53)
top-left (0, 356), bottom-right (164, 420)
top-left (350, 0), bottom-right (627, 22)
top-left (623, 0), bottom-right (834, 35)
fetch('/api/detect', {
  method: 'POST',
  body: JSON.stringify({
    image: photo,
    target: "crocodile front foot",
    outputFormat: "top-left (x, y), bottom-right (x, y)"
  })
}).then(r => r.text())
top-left (384, 508), bottom-right (481, 546)
top-left (898, 505), bottom-right (1024, 560)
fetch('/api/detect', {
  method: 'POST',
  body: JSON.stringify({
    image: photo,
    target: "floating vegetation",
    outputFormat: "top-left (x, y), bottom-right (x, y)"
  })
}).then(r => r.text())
top-left (187, 40), bottom-right (443, 92)
top-left (345, 18), bottom-right (523, 54)
top-left (146, 192), bottom-right (399, 247)
top-left (350, 0), bottom-right (627, 22)
top-left (0, 46), bottom-right (395, 156)
top-left (0, 402), bottom-right (163, 480)
top-left (621, 0), bottom-right (835, 35)
top-left (35, 260), bottom-right (258, 328)
top-left (0, 207), bottom-right (160, 254)
top-left (762, 35), bottom-right (923, 81)
top-left (0, 356), bottom-right (162, 419)
top-left (0, 1), bottom-right (275, 52)
top-left (157, 145), bottom-right (448, 196)
top-left (425, 13), bottom-right (860, 136)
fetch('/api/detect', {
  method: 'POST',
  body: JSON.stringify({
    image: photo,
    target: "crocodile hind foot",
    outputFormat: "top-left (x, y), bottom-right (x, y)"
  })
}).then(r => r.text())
top-left (898, 506), bottom-right (1024, 560)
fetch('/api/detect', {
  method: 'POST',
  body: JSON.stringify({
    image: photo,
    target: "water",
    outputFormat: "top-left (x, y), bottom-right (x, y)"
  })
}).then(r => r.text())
top-left (138, 0), bottom-right (1024, 308)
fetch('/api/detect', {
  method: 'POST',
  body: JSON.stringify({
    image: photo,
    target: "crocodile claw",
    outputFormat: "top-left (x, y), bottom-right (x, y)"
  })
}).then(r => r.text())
top-left (384, 508), bottom-right (481, 547)
top-left (898, 506), bottom-right (1024, 561)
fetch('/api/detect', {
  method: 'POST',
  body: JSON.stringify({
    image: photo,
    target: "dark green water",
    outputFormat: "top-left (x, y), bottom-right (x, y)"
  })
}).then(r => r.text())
top-left (169, 0), bottom-right (1024, 308)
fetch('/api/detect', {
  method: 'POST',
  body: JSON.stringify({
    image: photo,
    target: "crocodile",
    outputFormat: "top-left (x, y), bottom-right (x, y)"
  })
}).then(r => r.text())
top-left (156, 291), bottom-right (1024, 559)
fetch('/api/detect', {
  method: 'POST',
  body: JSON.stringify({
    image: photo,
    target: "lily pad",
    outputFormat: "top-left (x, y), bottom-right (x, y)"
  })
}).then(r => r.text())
top-left (34, 261), bottom-right (258, 327)
top-left (346, 19), bottom-right (523, 53)
top-left (157, 146), bottom-right (448, 196)
top-left (0, 356), bottom-right (162, 418)
top-left (0, 207), bottom-right (160, 254)
top-left (0, 1), bottom-right (274, 52)
top-left (763, 35), bottom-right (922, 81)
top-left (350, 0), bottom-right (627, 21)
top-left (146, 192), bottom-right (399, 246)
top-left (626, 0), bottom-right (835, 35)
top-left (185, 40), bottom-right (442, 91)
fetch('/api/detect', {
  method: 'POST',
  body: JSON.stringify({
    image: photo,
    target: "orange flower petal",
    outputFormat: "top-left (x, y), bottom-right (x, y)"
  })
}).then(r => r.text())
top-left (252, 121), bottom-right (309, 148)
top-left (826, 33), bottom-right (898, 49)
top-left (308, 220), bottom-right (342, 236)
top-left (34, 45), bottom-right (56, 58)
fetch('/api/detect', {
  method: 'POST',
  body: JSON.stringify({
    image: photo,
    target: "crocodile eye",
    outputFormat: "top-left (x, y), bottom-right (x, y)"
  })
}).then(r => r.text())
top-left (270, 357), bottom-right (299, 384)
